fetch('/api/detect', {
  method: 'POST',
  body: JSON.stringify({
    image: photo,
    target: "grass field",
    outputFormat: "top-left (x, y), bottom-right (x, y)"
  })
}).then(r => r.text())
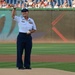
top-left (0, 43), bottom-right (75, 55)
top-left (0, 62), bottom-right (75, 72)
top-left (0, 43), bottom-right (75, 72)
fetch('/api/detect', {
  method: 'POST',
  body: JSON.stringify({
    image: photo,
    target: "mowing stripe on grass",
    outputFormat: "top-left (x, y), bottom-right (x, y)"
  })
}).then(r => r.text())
top-left (0, 43), bottom-right (75, 55)
top-left (0, 62), bottom-right (75, 72)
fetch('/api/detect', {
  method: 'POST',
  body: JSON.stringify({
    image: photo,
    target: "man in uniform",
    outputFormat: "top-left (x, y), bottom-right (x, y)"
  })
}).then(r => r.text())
top-left (12, 8), bottom-right (37, 70)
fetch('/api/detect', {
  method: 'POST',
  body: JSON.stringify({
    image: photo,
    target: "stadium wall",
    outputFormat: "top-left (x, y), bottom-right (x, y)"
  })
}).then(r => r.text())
top-left (0, 8), bottom-right (75, 43)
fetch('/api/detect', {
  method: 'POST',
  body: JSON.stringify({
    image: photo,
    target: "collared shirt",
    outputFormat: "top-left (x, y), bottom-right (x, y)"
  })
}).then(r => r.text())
top-left (14, 15), bottom-right (37, 33)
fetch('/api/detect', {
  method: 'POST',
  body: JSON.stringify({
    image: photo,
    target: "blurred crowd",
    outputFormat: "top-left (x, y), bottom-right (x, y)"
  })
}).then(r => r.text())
top-left (0, 0), bottom-right (75, 8)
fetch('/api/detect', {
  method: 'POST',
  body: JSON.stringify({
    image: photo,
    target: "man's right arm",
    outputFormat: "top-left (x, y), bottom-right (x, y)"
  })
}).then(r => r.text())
top-left (12, 8), bottom-right (16, 19)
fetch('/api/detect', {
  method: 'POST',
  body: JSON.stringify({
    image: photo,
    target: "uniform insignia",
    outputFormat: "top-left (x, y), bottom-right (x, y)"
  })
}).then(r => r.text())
top-left (21, 20), bottom-right (25, 23)
top-left (29, 21), bottom-right (33, 24)
top-left (28, 19), bottom-right (33, 24)
top-left (21, 19), bottom-right (25, 23)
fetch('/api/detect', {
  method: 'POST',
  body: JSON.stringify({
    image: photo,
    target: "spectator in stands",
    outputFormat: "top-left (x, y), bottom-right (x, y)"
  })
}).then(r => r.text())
top-left (62, 0), bottom-right (68, 8)
top-left (44, 0), bottom-right (48, 8)
top-left (0, 0), bottom-right (75, 8)
top-left (6, 4), bottom-right (11, 8)
top-left (50, 0), bottom-right (55, 8)
top-left (17, 0), bottom-right (24, 7)
top-left (54, 2), bottom-right (58, 8)
top-left (72, 0), bottom-right (75, 8)
top-left (15, 1), bottom-right (22, 8)
top-left (28, 1), bottom-right (33, 8)
top-left (46, 0), bottom-right (52, 8)
top-left (67, 0), bottom-right (72, 7)
top-left (31, 1), bottom-right (36, 8)
top-left (1, 1), bottom-right (7, 8)
top-left (0, 0), bottom-right (2, 8)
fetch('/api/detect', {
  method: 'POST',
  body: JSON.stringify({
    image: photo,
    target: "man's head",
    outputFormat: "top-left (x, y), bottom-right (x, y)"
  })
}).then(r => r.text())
top-left (21, 8), bottom-right (29, 12)
top-left (21, 8), bottom-right (29, 17)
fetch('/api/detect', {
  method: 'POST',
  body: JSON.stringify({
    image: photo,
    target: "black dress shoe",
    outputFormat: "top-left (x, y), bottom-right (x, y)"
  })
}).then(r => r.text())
top-left (18, 67), bottom-right (25, 70)
top-left (25, 67), bottom-right (31, 69)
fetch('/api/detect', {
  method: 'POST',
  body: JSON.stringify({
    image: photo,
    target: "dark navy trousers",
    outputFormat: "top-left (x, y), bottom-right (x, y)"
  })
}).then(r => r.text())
top-left (16, 32), bottom-right (32, 68)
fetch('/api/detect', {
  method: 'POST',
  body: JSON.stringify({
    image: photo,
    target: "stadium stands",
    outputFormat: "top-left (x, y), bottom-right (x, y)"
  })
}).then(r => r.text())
top-left (0, 0), bottom-right (75, 8)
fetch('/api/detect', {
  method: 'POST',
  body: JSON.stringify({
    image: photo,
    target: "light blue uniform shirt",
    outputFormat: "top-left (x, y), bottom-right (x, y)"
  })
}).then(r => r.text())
top-left (14, 15), bottom-right (37, 33)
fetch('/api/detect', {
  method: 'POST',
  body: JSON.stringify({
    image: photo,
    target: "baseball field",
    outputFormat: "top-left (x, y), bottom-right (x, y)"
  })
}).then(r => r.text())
top-left (0, 8), bottom-right (75, 75)
top-left (0, 43), bottom-right (75, 74)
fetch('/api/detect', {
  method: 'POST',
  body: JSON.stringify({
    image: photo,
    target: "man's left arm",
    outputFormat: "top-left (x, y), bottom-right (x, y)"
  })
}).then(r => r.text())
top-left (27, 30), bottom-right (36, 34)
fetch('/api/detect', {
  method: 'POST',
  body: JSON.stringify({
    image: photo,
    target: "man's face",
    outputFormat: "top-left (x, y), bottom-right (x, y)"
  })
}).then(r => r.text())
top-left (22, 11), bottom-right (29, 17)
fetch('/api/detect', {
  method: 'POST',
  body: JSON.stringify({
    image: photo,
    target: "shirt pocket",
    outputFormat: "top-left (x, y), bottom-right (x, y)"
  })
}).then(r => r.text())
top-left (27, 24), bottom-right (33, 30)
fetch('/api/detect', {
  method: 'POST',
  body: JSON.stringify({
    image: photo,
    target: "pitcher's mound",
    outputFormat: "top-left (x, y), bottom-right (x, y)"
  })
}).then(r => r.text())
top-left (0, 68), bottom-right (75, 75)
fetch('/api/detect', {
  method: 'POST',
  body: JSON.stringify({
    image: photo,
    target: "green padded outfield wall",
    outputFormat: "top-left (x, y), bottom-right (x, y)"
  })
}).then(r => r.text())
top-left (0, 8), bottom-right (75, 43)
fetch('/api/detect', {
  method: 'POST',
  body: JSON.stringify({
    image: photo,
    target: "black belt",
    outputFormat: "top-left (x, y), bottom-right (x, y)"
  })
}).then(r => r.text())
top-left (19, 32), bottom-right (31, 35)
top-left (19, 32), bottom-right (27, 34)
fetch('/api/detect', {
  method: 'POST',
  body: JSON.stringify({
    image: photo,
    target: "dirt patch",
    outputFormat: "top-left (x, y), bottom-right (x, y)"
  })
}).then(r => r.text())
top-left (0, 55), bottom-right (75, 75)
top-left (0, 55), bottom-right (75, 62)
top-left (0, 68), bottom-right (75, 75)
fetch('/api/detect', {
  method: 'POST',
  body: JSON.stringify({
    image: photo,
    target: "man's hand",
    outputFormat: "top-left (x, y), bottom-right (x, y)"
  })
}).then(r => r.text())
top-left (12, 7), bottom-right (16, 19)
top-left (27, 31), bottom-right (31, 34)
top-left (27, 30), bottom-right (36, 34)
top-left (13, 7), bottom-right (16, 10)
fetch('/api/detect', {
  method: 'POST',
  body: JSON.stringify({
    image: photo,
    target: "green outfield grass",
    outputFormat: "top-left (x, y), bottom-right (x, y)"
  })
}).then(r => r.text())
top-left (0, 43), bottom-right (75, 55)
top-left (0, 62), bottom-right (75, 72)
top-left (0, 43), bottom-right (75, 72)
